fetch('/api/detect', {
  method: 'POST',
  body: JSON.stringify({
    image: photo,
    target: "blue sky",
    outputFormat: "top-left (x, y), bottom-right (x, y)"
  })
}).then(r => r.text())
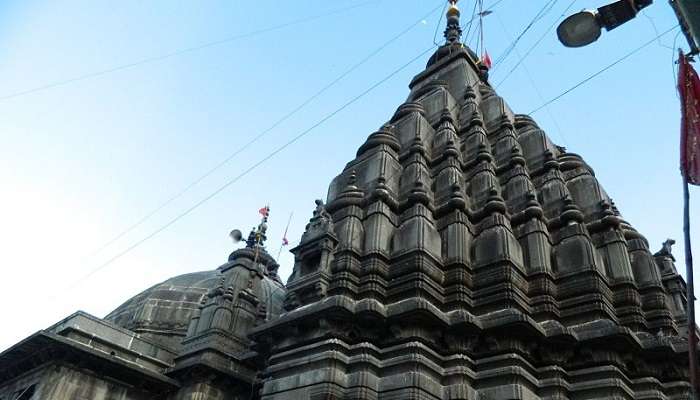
top-left (0, 0), bottom-right (696, 350)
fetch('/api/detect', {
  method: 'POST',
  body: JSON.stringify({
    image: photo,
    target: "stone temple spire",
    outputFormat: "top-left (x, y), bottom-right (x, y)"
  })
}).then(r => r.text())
top-left (2, 3), bottom-right (695, 399)
top-left (252, 7), bottom-right (696, 398)
top-left (445, 0), bottom-right (462, 43)
top-left (426, 0), bottom-right (480, 70)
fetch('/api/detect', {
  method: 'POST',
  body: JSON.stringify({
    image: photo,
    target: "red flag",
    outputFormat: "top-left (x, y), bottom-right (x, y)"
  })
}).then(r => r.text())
top-left (281, 212), bottom-right (292, 246)
top-left (259, 206), bottom-right (269, 217)
top-left (679, 51), bottom-right (700, 185)
top-left (482, 50), bottom-right (492, 70)
top-left (277, 212), bottom-right (293, 259)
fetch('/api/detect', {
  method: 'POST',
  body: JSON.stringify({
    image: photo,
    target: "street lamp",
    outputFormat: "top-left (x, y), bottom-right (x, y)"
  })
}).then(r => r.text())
top-left (557, 0), bottom-right (653, 47)
top-left (557, 10), bottom-right (602, 48)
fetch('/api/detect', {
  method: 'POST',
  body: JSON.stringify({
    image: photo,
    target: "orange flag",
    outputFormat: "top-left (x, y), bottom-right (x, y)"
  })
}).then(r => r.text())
top-left (679, 51), bottom-right (700, 185)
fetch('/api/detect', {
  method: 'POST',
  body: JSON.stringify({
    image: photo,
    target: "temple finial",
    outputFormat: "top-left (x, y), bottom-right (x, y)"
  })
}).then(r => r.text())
top-left (445, 0), bottom-right (462, 43)
top-left (241, 205), bottom-right (270, 249)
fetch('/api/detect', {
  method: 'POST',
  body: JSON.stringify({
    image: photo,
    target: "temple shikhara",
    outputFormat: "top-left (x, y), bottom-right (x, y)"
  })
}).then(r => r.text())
top-left (1, 2), bottom-right (696, 399)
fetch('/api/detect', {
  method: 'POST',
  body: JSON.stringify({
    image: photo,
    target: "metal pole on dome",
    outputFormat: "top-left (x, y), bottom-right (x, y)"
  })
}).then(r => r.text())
top-left (253, 205), bottom-right (269, 266)
top-left (277, 212), bottom-right (293, 260)
top-left (684, 174), bottom-right (697, 397)
top-left (678, 49), bottom-right (700, 397)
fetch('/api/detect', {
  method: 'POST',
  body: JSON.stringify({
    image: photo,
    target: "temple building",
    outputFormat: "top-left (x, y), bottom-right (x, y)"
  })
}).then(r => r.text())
top-left (0, 2), bottom-right (696, 399)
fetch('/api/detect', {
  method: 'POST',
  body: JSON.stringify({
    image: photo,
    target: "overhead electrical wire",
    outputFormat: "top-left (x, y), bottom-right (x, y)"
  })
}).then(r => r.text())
top-left (465, 0), bottom-right (507, 49)
top-left (477, 0), bottom-right (485, 56)
top-left (529, 25), bottom-right (679, 115)
top-left (492, 0), bottom-right (558, 67)
top-left (494, 14), bottom-right (569, 146)
top-left (64, 44), bottom-right (438, 289)
top-left (462, 0), bottom-right (480, 46)
top-left (491, 0), bottom-right (559, 70)
top-left (671, 29), bottom-right (684, 98)
top-left (483, 0), bottom-right (508, 14)
top-left (495, 0), bottom-right (578, 88)
top-left (85, 1), bottom-right (446, 258)
top-left (641, 10), bottom-right (674, 51)
top-left (436, 0), bottom-right (507, 48)
top-left (467, 18), bottom-right (482, 48)
top-left (433, 0), bottom-right (449, 45)
top-left (519, 59), bottom-right (570, 147)
top-left (0, 0), bottom-right (379, 102)
top-left (61, 0), bottom-right (515, 290)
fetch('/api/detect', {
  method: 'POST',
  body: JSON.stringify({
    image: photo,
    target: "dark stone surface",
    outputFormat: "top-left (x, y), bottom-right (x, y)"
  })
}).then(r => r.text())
top-left (251, 5), bottom-right (695, 399)
top-left (0, 4), bottom-right (696, 399)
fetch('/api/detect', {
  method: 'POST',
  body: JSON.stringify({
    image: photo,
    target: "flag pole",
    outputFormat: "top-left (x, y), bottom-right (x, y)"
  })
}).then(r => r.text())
top-left (277, 212), bottom-right (293, 260)
top-left (253, 204), bottom-right (270, 266)
top-left (679, 50), bottom-right (699, 395)
top-left (684, 175), bottom-right (698, 395)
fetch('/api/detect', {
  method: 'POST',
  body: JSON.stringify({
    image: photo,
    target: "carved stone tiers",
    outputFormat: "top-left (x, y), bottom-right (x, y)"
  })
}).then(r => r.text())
top-left (251, 4), bottom-right (695, 399)
top-left (0, 3), bottom-right (694, 399)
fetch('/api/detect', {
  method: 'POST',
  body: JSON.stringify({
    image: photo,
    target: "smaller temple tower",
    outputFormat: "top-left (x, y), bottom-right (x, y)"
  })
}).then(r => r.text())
top-left (0, 209), bottom-right (286, 400)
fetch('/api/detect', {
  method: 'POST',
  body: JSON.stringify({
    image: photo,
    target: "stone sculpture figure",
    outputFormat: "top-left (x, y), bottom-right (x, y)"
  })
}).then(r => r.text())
top-left (655, 238), bottom-right (677, 260)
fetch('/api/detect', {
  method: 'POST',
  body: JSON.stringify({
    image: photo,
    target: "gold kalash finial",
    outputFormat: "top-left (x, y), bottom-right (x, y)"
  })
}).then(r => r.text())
top-left (447, 0), bottom-right (460, 17)
top-left (444, 0), bottom-right (462, 44)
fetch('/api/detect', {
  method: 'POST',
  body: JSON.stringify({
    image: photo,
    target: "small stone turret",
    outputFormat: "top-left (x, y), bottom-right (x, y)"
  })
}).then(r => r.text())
top-left (283, 198), bottom-right (338, 311)
top-left (655, 239), bottom-right (691, 335)
top-left (169, 212), bottom-right (285, 399)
